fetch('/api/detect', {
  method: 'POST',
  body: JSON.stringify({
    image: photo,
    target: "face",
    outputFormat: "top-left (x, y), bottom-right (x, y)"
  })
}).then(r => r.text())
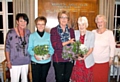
top-left (96, 17), bottom-right (106, 29)
top-left (36, 20), bottom-right (45, 32)
top-left (16, 17), bottom-right (27, 29)
top-left (78, 23), bottom-right (86, 32)
top-left (59, 14), bottom-right (68, 26)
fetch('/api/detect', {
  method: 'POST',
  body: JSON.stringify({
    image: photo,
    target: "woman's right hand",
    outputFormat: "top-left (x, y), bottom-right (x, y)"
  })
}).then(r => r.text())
top-left (7, 62), bottom-right (12, 69)
top-left (62, 38), bottom-right (75, 46)
top-left (78, 56), bottom-right (83, 60)
top-left (34, 54), bottom-right (42, 61)
top-left (69, 38), bottom-right (75, 44)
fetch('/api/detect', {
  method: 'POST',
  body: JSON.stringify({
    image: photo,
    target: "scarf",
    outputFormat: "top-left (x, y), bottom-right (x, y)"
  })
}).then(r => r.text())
top-left (57, 25), bottom-right (70, 42)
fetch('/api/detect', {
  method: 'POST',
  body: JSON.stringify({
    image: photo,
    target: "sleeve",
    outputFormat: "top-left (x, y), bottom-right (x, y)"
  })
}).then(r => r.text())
top-left (70, 28), bottom-right (75, 39)
top-left (27, 34), bottom-right (35, 56)
top-left (5, 31), bottom-right (11, 52)
top-left (109, 31), bottom-right (116, 57)
top-left (50, 28), bottom-right (63, 50)
top-left (49, 36), bottom-right (54, 56)
top-left (89, 32), bottom-right (95, 48)
top-left (28, 29), bottom-right (31, 35)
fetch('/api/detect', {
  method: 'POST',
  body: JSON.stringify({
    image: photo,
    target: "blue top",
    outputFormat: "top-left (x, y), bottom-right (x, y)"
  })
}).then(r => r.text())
top-left (28, 31), bottom-right (54, 64)
top-left (5, 28), bottom-right (31, 65)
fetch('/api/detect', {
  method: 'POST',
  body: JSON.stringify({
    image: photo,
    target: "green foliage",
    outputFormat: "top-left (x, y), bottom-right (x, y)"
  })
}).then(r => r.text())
top-left (62, 41), bottom-right (88, 61)
top-left (72, 41), bottom-right (88, 55)
top-left (33, 45), bottom-right (49, 56)
top-left (72, 41), bottom-right (81, 54)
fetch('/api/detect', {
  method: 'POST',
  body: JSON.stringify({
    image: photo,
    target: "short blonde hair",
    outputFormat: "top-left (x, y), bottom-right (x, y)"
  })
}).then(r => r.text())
top-left (95, 14), bottom-right (107, 23)
top-left (58, 10), bottom-right (70, 21)
top-left (78, 16), bottom-right (88, 27)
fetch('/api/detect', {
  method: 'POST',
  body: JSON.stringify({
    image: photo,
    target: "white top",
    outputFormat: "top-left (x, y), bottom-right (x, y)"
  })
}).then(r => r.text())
top-left (92, 29), bottom-right (115, 63)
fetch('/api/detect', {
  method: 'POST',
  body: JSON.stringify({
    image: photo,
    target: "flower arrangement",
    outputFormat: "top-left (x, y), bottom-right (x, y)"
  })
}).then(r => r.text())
top-left (62, 45), bottom-right (75, 61)
top-left (33, 45), bottom-right (49, 56)
top-left (62, 41), bottom-right (88, 61)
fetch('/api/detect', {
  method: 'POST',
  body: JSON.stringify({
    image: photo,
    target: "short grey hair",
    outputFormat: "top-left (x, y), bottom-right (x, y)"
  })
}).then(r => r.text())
top-left (78, 16), bottom-right (88, 27)
top-left (95, 14), bottom-right (107, 23)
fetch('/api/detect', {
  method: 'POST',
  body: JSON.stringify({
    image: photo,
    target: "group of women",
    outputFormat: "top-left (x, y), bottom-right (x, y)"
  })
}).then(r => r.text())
top-left (5, 10), bottom-right (115, 82)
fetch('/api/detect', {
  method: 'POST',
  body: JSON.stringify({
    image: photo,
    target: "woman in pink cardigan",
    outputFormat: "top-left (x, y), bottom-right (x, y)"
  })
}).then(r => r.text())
top-left (92, 15), bottom-right (116, 82)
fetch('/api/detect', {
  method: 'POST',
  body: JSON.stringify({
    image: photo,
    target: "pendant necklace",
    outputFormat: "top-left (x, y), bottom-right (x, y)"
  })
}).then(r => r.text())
top-left (17, 27), bottom-right (27, 56)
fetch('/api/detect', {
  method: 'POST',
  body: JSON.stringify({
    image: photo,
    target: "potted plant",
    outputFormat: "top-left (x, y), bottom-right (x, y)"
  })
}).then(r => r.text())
top-left (62, 41), bottom-right (88, 61)
top-left (33, 45), bottom-right (49, 60)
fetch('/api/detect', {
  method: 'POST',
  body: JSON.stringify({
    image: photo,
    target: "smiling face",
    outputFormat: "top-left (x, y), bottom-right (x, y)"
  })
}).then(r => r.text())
top-left (95, 15), bottom-right (107, 29)
top-left (36, 20), bottom-right (45, 32)
top-left (59, 14), bottom-right (69, 27)
top-left (16, 17), bottom-right (27, 29)
top-left (78, 17), bottom-right (88, 32)
top-left (78, 23), bottom-right (87, 32)
top-left (96, 17), bottom-right (106, 29)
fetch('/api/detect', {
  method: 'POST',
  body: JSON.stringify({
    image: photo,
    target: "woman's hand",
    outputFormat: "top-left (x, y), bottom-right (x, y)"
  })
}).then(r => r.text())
top-left (34, 54), bottom-right (51, 61)
top-left (109, 57), bottom-right (113, 66)
top-left (62, 38), bottom-right (75, 46)
top-left (7, 61), bottom-right (12, 69)
top-left (34, 54), bottom-right (42, 61)
top-left (78, 56), bottom-right (83, 60)
top-left (69, 38), bottom-right (75, 44)
top-left (46, 54), bottom-right (50, 59)
top-left (77, 54), bottom-right (87, 60)
top-left (83, 55), bottom-right (88, 60)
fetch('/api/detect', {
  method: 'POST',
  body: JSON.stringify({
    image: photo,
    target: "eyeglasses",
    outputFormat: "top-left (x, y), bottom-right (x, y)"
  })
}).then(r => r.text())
top-left (37, 24), bottom-right (45, 26)
top-left (59, 17), bottom-right (68, 19)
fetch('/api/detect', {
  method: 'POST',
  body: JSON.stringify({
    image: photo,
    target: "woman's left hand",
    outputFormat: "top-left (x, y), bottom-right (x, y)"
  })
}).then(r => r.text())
top-left (46, 54), bottom-right (50, 59)
top-left (109, 58), bottom-right (113, 66)
top-left (83, 55), bottom-right (87, 60)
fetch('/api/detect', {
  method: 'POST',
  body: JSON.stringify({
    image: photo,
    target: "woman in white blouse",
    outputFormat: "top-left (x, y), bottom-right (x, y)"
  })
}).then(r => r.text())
top-left (92, 14), bottom-right (115, 82)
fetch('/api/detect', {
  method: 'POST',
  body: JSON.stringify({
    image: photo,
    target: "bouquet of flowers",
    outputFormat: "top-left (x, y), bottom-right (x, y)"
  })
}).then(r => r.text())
top-left (62, 41), bottom-right (88, 61)
top-left (62, 45), bottom-right (75, 61)
top-left (33, 45), bottom-right (49, 60)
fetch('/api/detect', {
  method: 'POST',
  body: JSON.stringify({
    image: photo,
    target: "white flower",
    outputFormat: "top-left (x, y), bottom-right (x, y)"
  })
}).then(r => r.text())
top-left (79, 44), bottom-right (88, 53)
top-left (79, 44), bottom-right (88, 51)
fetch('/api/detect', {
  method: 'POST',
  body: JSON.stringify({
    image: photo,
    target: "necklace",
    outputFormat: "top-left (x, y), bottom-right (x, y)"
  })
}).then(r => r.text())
top-left (17, 27), bottom-right (27, 56)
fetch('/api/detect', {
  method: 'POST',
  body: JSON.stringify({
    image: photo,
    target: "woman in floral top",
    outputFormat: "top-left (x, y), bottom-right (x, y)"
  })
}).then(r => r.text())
top-left (5, 13), bottom-right (31, 82)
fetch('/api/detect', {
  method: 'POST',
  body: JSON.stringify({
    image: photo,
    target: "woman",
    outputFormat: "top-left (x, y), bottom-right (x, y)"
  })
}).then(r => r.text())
top-left (5, 13), bottom-right (31, 82)
top-left (92, 15), bottom-right (115, 82)
top-left (28, 16), bottom-right (54, 82)
top-left (71, 16), bottom-right (95, 82)
top-left (50, 10), bottom-right (75, 82)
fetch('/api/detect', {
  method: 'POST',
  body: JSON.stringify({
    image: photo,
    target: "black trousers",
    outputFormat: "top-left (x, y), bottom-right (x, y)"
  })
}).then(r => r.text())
top-left (31, 61), bottom-right (51, 82)
top-left (53, 61), bottom-right (74, 82)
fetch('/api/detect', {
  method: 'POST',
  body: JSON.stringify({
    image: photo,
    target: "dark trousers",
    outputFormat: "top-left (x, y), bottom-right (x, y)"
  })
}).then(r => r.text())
top-left (53, 62), bottom-right (74, 82)
top-left (31, 61), bottom-right (51, 82)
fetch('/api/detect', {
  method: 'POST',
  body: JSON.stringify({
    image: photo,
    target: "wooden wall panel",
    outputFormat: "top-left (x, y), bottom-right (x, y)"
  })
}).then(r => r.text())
top-left (38, 0), bottom-right (99, 31)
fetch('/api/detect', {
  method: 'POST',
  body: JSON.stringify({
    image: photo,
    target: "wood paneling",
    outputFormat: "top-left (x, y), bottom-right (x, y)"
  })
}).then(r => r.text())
top-left (38, 0), bottom-right (99, 31)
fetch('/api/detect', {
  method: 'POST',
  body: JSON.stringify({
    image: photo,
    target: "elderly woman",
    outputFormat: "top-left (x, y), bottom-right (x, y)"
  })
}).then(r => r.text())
top-left (5, 13), bottom-right (31, 82)
top-left (50, 10), bottom-right (75, 82)
top-left (28, 16), bottom-right (54, 82)
top-left (71, 16), bottom-right (95, 82)
top-left (92, 15), bottom-right (115, 82)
